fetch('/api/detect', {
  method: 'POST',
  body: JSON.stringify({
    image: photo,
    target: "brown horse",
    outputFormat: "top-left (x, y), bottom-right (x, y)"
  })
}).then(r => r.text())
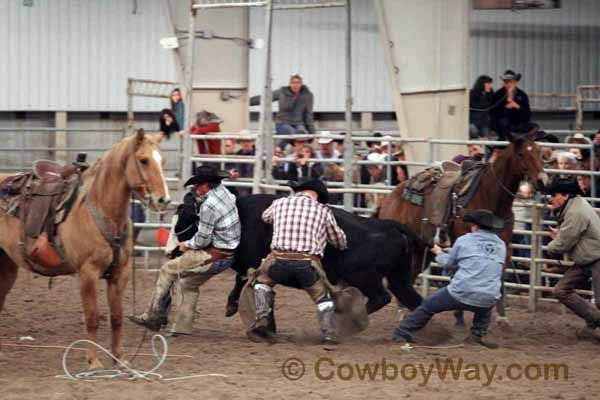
top-left (0, 129), bottom-right (170, 369)
top-left (379, 133), bottom-right (548, 311)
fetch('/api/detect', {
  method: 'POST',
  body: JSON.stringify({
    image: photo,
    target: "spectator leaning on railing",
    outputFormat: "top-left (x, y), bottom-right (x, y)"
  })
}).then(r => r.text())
top-left (546, 178), bottom-right (600, 342)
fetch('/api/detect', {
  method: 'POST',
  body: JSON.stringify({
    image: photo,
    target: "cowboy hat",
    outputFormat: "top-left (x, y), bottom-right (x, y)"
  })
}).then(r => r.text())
top-left (500, 70), bottom-right (522, 82)
top-left (463, 209), bottom-right (504, 231)
top-left (545, 178), bottom-right (583, 196)
top-left (318, 131), bottom-right (334, 145)
top-left (184, 165), bottom-right (230, 186)
top-left (287, 178), bottom-right (330, 204)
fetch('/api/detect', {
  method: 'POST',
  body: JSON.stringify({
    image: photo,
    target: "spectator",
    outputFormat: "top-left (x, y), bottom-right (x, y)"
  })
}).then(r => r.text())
top-left (170, 88), bottom-right (185, 129)
top-left (380, 141), bottom-right (397, 156)
top-left (577, 175), bottom-right (592, 198)
top-left (452, 142), bottom-right (484, 165)
top-left (334, 132), bottom-right (346, 156)
top-left (391, 146), bottom-right (409, 185)
top-left (235, 130), bottom-right (256, 179)
top-left (368, 132), bottom-right (383, 154)
top-left (512, 182), bottom-right (534, 262)
top-left (536, 132), bottom-right (559, 166)
top-left (250, 74), bottom-right (316, 136)
top-left (272, 145), bottom-right (288, 180)
top-left (364, 152), bottom-right (387, 209)
top-left (567, 133), bottom-right (592, 167)
top-left (491, 70), bottom-right (532, 140)
top-left (224, 139), bottom-right (238, 178)
top-left (190, 110), bottom-right (223, 155)
top-left (557, 151), bottom-right (578, 173)
top-left (287, 143), bottom-right (323, 181)
top-left (316, 131), bottom-right (340, 159)
top-left (159, 109), bottom-right (181, 140)
top-left (231, 130), bottom-right (256, 196)
top-left (469, 75), bottom-right (494, 139)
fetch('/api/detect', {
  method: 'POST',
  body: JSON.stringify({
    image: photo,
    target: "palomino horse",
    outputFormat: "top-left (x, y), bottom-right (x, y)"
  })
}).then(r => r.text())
top-left (0, 129), bottom-right (170, 369)
top-left (379, 133), bottom-right (548, 315)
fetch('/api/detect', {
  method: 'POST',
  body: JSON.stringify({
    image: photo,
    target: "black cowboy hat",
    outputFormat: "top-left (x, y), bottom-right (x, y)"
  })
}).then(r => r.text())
top-left (500, 70), bottom-right (522, 82)
top-left (545, 178), bottom-right (583, 196)
top-left (287, 178), bottom-right (329, 204)
top-left (463, 209), bottom-right (504, 231)
top-left (535, 130), bottom-right (559, 144)
top-left (184, 165), bottom-right (230, 186)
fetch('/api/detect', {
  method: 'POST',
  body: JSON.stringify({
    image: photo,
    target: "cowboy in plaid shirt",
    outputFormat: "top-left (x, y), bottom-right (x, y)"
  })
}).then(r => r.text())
top-left (130, 166), bottom-right (240, 336)
top-left (248, 179), bottom-right (347, 345)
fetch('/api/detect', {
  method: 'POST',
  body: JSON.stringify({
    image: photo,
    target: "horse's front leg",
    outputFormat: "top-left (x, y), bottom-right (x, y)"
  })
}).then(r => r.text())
top-left (79, 264), bottom-right (103, 370)
top-left (107, 258), bottom-right (131, 363)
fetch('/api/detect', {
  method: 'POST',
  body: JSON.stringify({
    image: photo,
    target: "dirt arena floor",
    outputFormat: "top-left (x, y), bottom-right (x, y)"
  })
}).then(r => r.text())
top-left (1, 266), bottom-right (599, 400)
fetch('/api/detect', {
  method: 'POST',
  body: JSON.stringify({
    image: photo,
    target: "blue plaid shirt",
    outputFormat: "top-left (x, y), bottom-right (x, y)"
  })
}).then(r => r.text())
top-left (184, 184), bottom-right (241, 251)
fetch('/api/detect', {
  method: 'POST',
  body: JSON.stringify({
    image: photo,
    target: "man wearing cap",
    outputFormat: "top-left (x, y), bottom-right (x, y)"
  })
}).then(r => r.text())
top-left (546, 178), bottom-right (600, 341)
top-left (247, 178), bottom-right (347, 344)
top-left (130, 166), bottom-right (241, 335)
top-left (392, 209), bottom-right (506, 349)
top-left (491, 70), bottom-right (532, 140)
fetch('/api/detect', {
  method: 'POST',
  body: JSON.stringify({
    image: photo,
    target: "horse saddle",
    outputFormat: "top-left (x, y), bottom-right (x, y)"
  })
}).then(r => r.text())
top-left (0, 160), bottom-right (84, 275)
top-left (404, 161), bottom-right (487, 236)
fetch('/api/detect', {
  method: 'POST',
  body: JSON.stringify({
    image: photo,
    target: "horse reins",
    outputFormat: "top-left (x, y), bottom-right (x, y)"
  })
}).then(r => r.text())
top-left (489, 160), bottom-right (518, 199)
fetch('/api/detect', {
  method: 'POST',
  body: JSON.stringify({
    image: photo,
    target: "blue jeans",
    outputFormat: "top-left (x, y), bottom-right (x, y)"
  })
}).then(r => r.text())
top-left (395, 287), bottom-right (494, 339)
top-left (275, 123), bottom-right (306, 135)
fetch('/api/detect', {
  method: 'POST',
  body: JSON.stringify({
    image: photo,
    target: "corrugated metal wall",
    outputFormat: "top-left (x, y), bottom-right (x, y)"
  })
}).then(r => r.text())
top-left (249, 0), bottom-right (394, 112)
top-left (470, 0), bottom-right (600, 95)
top-left (0, 0), bottom-right (177, 112)
top-left (249, 0), bottom-right (600, 112)
top-left (2, 0), bottom-right (598, 113)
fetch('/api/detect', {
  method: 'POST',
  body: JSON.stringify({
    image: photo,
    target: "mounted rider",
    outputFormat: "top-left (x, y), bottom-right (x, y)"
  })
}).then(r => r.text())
top-left (130, 166), bottom-right (241, 336)
top-left (248, 178), bottom-right (347, 345)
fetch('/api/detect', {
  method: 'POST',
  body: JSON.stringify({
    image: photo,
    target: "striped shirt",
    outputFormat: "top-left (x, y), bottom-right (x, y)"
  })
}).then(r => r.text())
top-left (184, 184), bottom-right (241, 251)
top-left (262, 193), bottom-right (347, 257)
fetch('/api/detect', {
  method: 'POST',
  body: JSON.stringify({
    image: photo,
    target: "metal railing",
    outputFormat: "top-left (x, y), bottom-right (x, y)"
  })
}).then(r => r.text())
top-left (2, 126), bottom-right (599, 311)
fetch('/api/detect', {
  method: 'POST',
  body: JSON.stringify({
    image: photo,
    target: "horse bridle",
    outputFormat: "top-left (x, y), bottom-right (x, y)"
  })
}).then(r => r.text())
top-left (489, 161), bottom-right (518, 199)
top-left (131, 148), bottom-right (156, 210)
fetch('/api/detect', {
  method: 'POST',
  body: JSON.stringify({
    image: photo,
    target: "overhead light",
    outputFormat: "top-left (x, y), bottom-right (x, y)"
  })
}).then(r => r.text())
top-left (160, 37), bottom-right (179, 49)
top-left (248, 38), bottom-right (264, 49)
top-left (23, 0), bottom-right (34, 6)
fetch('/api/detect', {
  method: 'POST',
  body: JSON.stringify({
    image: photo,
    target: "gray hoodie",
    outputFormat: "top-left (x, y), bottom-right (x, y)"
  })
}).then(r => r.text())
top-left (250, 85), bottom-right (316, 134)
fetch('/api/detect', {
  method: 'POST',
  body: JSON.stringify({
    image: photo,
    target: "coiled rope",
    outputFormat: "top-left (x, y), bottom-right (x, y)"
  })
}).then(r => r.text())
top-left (57, 334), bottom-right (227, 381)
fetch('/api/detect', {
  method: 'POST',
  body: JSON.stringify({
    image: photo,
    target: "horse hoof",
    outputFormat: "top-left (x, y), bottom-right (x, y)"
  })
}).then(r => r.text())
top-left (88, 359), bottom-right (105, 371)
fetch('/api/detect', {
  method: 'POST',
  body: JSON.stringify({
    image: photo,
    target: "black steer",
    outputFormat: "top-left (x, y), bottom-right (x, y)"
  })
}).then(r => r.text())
top-left (225, 194), bottom-right (424, 317)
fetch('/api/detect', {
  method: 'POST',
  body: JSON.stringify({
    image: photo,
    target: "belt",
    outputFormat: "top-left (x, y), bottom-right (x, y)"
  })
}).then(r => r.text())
top-left (272, 250), bottom-right (321, 264)
top-left (206, 246), bottom-right (235, 261)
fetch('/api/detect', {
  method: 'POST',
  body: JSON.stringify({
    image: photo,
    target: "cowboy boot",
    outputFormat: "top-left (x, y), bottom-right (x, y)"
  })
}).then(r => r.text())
top-left (317, 297), bottom-right (338, 345)
top-left (247, 283), bottom-right (276, 343)
top-left (464, 334), bottom-right (499, 349)
top-left (129, 277), bottom-right (173, 331)
top-left (169, 285), bottom-right (200, 335)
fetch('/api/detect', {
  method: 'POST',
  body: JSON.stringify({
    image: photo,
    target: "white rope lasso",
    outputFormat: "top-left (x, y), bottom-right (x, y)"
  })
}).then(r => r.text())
top-left (57, 334), bottom-right (227, 381)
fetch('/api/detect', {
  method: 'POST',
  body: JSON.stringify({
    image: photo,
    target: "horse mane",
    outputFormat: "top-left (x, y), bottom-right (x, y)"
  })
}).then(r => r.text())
top-left (478, 142), bottom-right (522, 218)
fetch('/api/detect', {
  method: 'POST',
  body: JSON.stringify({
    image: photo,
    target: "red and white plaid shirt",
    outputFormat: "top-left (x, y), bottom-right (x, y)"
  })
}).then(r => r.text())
top-left (262, 193), bottom-right (347, 257)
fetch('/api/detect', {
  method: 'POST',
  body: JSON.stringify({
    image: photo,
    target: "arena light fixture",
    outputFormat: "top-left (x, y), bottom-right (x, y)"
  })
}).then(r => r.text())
top-left (160, 37), bottom-right (180, 49)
